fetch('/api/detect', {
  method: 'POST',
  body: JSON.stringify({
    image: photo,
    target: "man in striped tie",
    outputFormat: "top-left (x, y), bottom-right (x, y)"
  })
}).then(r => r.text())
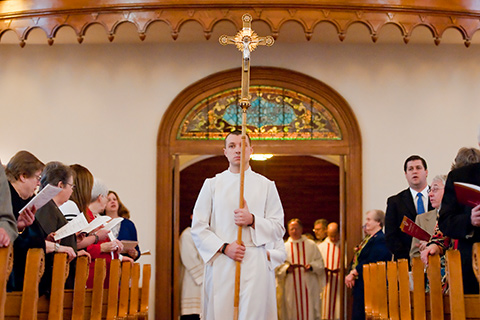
top-left (277, 219), bottom-right (325, 320)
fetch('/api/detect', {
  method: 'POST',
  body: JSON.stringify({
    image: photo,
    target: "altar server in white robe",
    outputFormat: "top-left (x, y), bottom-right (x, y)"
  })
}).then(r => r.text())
top-left (318, 222), bottom-right (341, 320)
top-left (179, 224), bottom-right (204, 320)
top-left (191, 130), bottom-right (285, 320)
top-left (278, 219), bottom-right (325, 320)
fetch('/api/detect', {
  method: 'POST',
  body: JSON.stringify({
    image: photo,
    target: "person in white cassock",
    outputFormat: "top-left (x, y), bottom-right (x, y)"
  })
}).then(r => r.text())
top-left (278, 219), bottom-right (325, 320)
top-left (179, 222), bottom-right (204, 320)
top-left (191, 130), bottom-right (285, 320)
top-left (318, 222), bottom-right (341, 320)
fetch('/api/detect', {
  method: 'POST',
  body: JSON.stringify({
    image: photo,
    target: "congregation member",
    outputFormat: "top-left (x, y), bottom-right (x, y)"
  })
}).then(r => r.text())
top-left (318, 222), bottom-right (341, 320)
top-left (36, 161), bottom-right (79, 294)
top-left (86, 179), bottom-right (130, 288)
top-left (409, 175), bottom-right (446, 260)
top-left (438, 130), bottom-right (480, 294)
top-left (313, 218), bottom-right (328, 244)
top-left (450, 147), bottom-right (480, 170)
top-left (5, 151), bottom-right (48, 292)
top-left (277, 218), bottom-right (325, 320)
top-left (103, 190), bottom-right (141, 260)
top-left (59, 164), bottom-right (93, 221)
top-left (0, 159), bottom-right (18, 246)
top-left (345, 210), bottom-right (391, 320)
top-left (385, 155), bottom-right (432, 261)
top-left (179, 219), bottom-right (204, 320)
top-left (191, 130), bottom-right (285, 320)
top-left (62, 164), bottom-right (109, 250)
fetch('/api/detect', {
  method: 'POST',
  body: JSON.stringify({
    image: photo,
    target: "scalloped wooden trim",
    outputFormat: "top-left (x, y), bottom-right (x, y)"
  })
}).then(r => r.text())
top-left (1, 3), bottom-right (480, 46)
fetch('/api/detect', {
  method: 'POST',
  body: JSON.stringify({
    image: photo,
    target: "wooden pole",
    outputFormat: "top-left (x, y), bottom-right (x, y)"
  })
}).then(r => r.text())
top-left (233, 109), bottom-right (247, 320)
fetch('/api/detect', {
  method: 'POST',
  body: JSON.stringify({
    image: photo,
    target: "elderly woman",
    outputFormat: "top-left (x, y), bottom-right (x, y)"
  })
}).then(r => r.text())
top-left (410, 175), bottom-right (446, 260)
top-left (103, 190), bottom-right (141, 261)
top-left (35, 161), bottom-right (80, 295)
top-left (5, 151), bottom-right (56, 292)
top-left (345, 210), bottom-right (391, 320)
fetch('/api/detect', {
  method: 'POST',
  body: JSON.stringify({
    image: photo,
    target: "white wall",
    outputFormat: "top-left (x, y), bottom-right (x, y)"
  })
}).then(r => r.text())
top-left (0, 40), bottom-right (479, 317)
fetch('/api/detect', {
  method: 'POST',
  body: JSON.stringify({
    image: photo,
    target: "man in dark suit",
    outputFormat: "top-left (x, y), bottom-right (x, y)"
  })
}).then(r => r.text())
top-left (438, 132), bottom-right (480, 294)
top-left (385, 155), bottom-right (432, 261)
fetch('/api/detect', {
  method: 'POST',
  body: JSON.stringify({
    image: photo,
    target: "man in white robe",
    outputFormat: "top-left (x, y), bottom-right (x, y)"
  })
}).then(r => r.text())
top-left (179, 225), bottom-right (204, 320)
top-left (318, 222), bottom-right (341, 320)
top-left (278, 219), bottom-right (325, 320)
top-left (191, 131), bottom-right (285, 320)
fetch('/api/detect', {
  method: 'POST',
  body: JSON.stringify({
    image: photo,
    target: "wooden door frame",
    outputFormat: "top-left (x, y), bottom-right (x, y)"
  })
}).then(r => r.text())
top-left (155, 66), bottom-right (362, 320)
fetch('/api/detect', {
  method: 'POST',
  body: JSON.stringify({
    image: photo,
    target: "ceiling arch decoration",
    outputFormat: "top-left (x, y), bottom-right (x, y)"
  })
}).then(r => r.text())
top-left (1, 1), bottom-right (480, 47)
top-left (177, 85), bottom-right (342, 141)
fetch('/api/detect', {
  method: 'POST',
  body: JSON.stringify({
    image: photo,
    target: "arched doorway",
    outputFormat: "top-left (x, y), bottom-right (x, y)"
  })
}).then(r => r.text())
top-left (156, 67), bottom-right (362, 319)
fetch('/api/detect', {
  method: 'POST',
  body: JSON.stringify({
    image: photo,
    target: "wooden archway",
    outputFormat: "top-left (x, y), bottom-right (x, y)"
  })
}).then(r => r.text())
top-left (156, 66), bottom-right (362, 319)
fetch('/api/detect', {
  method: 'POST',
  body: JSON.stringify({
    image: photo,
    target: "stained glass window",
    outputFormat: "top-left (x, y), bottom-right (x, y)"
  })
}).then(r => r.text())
top-left (177, 85), bottom-right (342, 140)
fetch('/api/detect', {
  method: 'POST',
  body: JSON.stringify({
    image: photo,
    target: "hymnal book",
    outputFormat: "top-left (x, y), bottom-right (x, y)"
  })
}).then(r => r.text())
top-left (454, 182), bottom-right (480, 207)
top-left (53, 214), bottom-right (89, 241)
top-left (121, 240), bottom-right (138, 253)
top-left (19, 184), bottom-right (62, 214)
top-left (399, 216), bottom-right (431, 242)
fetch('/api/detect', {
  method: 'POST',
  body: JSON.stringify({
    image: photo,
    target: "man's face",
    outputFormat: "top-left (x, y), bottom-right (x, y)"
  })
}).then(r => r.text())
top-left (313, 223), bottom-right (327, 240)
top-left (223, 134), bottom-right (252, 169)
top-left (288, 221), bottom-right (303, 240)
top-left (405, 159), bottom-right (428, 190)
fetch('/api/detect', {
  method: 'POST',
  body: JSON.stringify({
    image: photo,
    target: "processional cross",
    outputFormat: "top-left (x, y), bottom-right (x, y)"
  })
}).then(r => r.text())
top-left (219, 13), bottom-right (274, 320)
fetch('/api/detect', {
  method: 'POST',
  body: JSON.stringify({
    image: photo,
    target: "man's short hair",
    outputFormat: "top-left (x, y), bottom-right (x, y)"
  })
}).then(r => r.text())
top-left (287, 218), bottom-right (303, 228)
top-left (314, 218), bottom-right (328, 228)
top-left (224, 130), bottom-right (252, 147)
top-left (403, 155), bottom-right (427, 172)
top-left (5, 150), bottom-right (44, 182)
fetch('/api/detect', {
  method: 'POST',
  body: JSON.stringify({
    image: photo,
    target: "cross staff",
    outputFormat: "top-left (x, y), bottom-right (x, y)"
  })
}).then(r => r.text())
top-left (219, 13), bottom-right (274, 320)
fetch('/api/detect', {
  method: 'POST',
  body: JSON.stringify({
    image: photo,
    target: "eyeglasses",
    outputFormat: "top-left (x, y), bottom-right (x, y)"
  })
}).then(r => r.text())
top-left (66, 183), bottom-right (75, 189)
top-left (34, 175), bottom-right (41, 181)
top-left (429, 187), bottom-right (444, 193)
top-left (313, 228), bottom-right (324, 232)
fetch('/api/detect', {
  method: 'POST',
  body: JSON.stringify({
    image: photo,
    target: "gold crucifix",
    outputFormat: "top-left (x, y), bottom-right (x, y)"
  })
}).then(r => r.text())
top-left (219, 13), bottom-right (274, 320)
top-left (219, 13), bottom-right (274, 109)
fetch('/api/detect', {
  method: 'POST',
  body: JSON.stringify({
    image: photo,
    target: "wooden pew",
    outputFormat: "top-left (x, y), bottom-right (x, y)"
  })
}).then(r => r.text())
top-left (379, 250), bottom-right (480, 320)
top-left (137, 264), bottom-right (151, 320)
top-left (2, 249), bottom-right (149, 320)
top-left (363, 264), bottom-right (372, 320)
top-left (0, 246), bottom-right (13, 320)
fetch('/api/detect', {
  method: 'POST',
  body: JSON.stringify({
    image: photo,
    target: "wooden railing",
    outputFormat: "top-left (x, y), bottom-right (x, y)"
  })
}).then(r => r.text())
top-left (363, 248), bottom-right (480, 320)
top-left (0, 246), bottom-right (151, 320)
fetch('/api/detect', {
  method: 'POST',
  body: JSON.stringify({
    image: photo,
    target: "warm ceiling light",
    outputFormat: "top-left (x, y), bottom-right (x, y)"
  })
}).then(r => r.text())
top-left (251, 154), bottom-right (273, 161)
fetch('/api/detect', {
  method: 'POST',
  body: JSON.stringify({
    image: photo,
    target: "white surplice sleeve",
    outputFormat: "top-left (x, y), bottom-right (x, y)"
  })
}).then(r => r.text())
top-left (191, 178), bottom-right (224, 264)
top-left (179, 227), bottom-right (204, 286)
top-left (250, 180), bottom-right (285, 246)
top-left (266, 239), bottom-right (287, 270)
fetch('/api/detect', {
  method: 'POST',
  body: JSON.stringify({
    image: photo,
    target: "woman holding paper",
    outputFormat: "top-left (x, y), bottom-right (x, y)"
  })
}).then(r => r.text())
top-left (85, 179), bottom-right (131, 288)
top-left (5, 151), bottom-right (46, 292)
top-left (34, 161), bottom-right (82, 295)
top-left (103, 190), bottom-right (141, 261)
